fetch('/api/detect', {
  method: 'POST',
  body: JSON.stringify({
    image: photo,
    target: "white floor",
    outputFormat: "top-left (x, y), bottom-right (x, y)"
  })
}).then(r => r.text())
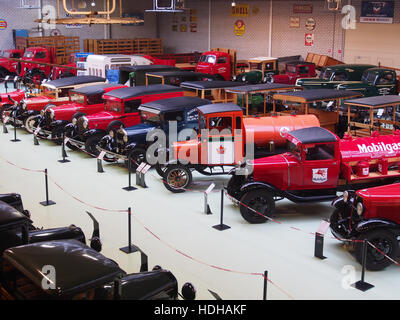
top-left (1, 92), bottom-right (400, 300)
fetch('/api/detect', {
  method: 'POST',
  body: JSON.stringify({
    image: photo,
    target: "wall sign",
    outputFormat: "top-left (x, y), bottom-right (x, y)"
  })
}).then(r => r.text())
top-left (305, 33), bottom-right (314, 46)
top-left (0, 19), bottom-right (7, 30)
top-left (234, 20), bottom-right (245, 36)
top-left (293, 4), bottom-right (313, 14)
top-left (360, 1), bottom-right (394, 23)
top-left (305, 17), bottom-right (316, 31)
top-left (231, 4), bottom-right (250, 17)
top-left (289, 16), bottom-right (300, 28)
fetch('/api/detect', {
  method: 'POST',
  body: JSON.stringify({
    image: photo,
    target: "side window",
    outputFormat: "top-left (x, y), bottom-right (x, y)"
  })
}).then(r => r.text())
top-left (164, 111), bottom-right (184, 122)
top-left (11, 52), bottom-right (22, 59)
top-left (217, 57), bottom-right (227, 64)
top-left (208, 116), bottom-right (233, 134)
top-left (377, 72), bottom-right (395, 85)
top-left (305, 144), bottom-right (335, 161)
top-left (124, 99), bottom-right (141, 114)
top-left (34, 51), bottom-right (47, 59)
top-left (332, 72), bottom-right (347, 81)
top-left (297, 66), bottom-right (309, 74)
top-left (236, 117), bottom-right (242, 130)
top-left (87, 94), bottom-right (103, 105)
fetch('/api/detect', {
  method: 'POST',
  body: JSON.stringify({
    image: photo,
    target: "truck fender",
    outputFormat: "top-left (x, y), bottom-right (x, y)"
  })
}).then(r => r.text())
top-left (356, 218), bottom-right (400, 235)
top-left (240, 181), bottom-right (281, 196)
top-left (83, 128), bottom-right (106, 140)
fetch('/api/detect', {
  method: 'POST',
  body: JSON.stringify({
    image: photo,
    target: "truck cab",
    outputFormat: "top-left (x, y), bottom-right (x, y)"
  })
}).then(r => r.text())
top-left (196, 51), bottom-right (232, 81)
top-left (338, 68), bottom-right (398, 97)
top-left (269, 61), bottom-right (316, 85)
top-left (0, 49), bottom-right (24, 77)
top-left (234, 57), bottom-right (278, 84)
top-left (19, 47), bottom-right (54, 83)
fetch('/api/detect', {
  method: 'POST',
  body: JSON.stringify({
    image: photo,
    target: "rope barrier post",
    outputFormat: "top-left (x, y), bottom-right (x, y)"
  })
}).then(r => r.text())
top-left (58, 132), bottom-right (70, 163)
top-left (40, 169), bottom-right (56, 207)
top-left (263, 271), bottom-right (268, 300)
top-left (120, 207), bottom-right (138, 254)
top-left (213, 189), bottom-right (230, 231)
top-left (123, 154), bottom-right (137, 191)
top-left (10, 113), bottom-right (20, 142)
top-left (204, 183), bottom-right (215, 215)
top-left (135, 163), bottom-right (150, 188)
top-left (314, 220), bottom-right (330, 260)
top-left (97, 151), bottom-right (105, 173)
top-left (33, 132), bottom-right (40, 145)
top-left (2, 121), bottom-right (8, 134)
top-left (351, 240), bottom-right (374, 292)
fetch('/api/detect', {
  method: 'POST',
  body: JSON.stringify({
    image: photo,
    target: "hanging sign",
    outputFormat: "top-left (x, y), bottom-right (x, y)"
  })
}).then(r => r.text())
top-left (305, 33), bottom-right (314, 46)
top-left (231, 4), bottom-right (250, 17)
top-left (0, 19), bottom-right (7, 30)
top-left (293, 4), bottom-right (313, 14)
top-left (234, 20), bottom-right (246, 36)
top-left (360, 1), bottom-right (394, 23)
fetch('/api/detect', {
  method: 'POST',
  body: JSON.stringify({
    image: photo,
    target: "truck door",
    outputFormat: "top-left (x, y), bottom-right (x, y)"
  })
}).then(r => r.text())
top-left (302, 142), bottom-right (340, 189)
top-left (123, 99), bottom-right (142, 127)
top-left (215, 56), bottom-right (230, 81)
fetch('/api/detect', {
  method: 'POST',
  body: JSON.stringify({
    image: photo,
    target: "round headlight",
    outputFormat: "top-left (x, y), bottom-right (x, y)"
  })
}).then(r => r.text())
top-left (21, 100), bottom-right (27, 109)
top-left (82, 117), bottom-right (89, 129)
top-left (72, 117), bottom-right (77, 125)
top-left (109, 130), bottom-right (115, 138)
top-left (232, 75), bottom-right (237, 81)
top-left (49, 109), bottom-right (55, 119)
top-left (343, 191), bottom-right (349, 203)
top-left (40, 109), bottom-right (45, 116)
top-left (356, 202), bottom-right (364, 216)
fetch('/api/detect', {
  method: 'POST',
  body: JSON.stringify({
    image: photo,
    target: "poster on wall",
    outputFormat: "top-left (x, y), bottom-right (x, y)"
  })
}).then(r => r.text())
top-left (360, 1), bottom-right (394, 23)
top-left (293, 4), bottom-right (313, 14)
top-left (190, 23), bottom-right (197, 33)
top-left (234, 20), bottom-right (246, 36)
top-left (305, 17), bottom-right (316, 30)
top-left (305, 33), bottom-right (314, 46)
top-left (289, 17), bottom-right (300, 28)
top-left (0, 19), bottom-right (7, 30)
top-left (231, 4), bottom-right (250, 17)
top-left (180, 24), bottom-right (187, 32)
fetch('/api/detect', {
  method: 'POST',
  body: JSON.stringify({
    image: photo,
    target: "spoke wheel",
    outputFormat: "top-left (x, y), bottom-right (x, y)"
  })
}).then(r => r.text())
top-left (24, 115), bottom-right (38, 133)
top-left (239, 189), bottom-right (275, 224)
top-left (163, 165), bottom-right (192, 193)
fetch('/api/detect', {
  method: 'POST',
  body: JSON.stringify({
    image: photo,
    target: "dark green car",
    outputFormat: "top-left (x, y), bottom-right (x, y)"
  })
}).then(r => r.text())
top-left (296, 64), bottom-right (376, 89)
top-left (337, 68), bottom-right (398, 97)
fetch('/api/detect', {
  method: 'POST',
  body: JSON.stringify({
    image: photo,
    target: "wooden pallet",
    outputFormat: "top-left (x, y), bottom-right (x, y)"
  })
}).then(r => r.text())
top-left (84, 38), bottom-right (163, 55)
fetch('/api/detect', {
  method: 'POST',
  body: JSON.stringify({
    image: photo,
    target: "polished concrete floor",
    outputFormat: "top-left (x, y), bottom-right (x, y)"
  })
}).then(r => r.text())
top-left (1, 87), bottom-right (400, 300)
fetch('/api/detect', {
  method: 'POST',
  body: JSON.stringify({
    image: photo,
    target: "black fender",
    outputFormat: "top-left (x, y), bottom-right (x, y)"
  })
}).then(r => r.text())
top-left (50, 119), bottom-right (69, 130)
top-left (64, 123), bottom-right (77, 137)
top-left (28, 225), bottom-right (86, 244)
top-left (0, 193), bottom-right (24, 213)
top-left (240, 181), bottom-right (281, 196)
top-left (332, 196), bottom-right (346, 210)
top-left (22, 109), bottom-right (40, 118)
top-left (355, 218), bottom-right (400, 235)
top-left (83, 128), bottom-right (106, 140)
top-left (97, 134), bottom-right (114, 151)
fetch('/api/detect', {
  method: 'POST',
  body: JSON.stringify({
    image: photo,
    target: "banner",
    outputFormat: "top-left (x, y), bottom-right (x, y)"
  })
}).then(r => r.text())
top-left (360, 1), bottom-right (394, 23)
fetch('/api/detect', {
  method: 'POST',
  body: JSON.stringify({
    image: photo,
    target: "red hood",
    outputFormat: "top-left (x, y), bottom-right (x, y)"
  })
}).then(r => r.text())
top-left (50, 103), bottom-right (81, 114)
top-left (357, 183), bottom-right (400, 200)
top-left (86, 111), bottom-right (119, 130)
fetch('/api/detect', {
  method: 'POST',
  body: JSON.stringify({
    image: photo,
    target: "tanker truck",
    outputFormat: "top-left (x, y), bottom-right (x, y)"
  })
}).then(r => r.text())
top-left (228, 127), bottom-right (400, 224)
top-left (160, 103), bottom-right (320, 193)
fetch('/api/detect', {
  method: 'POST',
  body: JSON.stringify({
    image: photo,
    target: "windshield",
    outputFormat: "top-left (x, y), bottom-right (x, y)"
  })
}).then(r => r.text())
top-left (141, 110), bottom-right (161, 125)
top-left (199, 113), bottom-right (207, 130)
top-left (286, 141), bottom-right (301, 160)
top-left (286, 65), bottom-right (297, 73)
top-left (199, 55), bottom-right (216, 64)
top-left (23, 51), bottom-right (34, 59)
top-left (319, 69), bottom-right (333, 80)
top-left (70, 93), bottom-right (86, 105)
top-left (361, 71), bottom-right (377, 84)
top-left (105, 100), bottom-right (121, 113)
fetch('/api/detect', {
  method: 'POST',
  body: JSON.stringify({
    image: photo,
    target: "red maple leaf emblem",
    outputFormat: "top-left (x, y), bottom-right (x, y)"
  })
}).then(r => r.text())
top-left (217, 145), bottom-right (225, 154)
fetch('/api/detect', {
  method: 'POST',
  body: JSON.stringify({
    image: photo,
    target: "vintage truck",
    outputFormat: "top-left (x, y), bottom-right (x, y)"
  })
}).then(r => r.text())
top-left (33, 83), bottom-right (127, 142)
top-left (65, 84), bottom-right (185, 155)
top-left (160, 103), bottom-right (320, 193)
top-left (233, 57), bottom-right (279, 84)
top-left (266, 61), bottom-right (316, 85)
top-left (0, 239), bottom-right (196, 300)
top-left (228, 127), bottom-right (400, 224)
top-left (96, 96), bottom-right (210, 166)
top-left (119, 64), bottom-right (180, 87)
top-left (0, 193), bottom-right (101, 260)
top-left (145, 70), bottom-right (215, 87)
top-left (296, 64), bottom-right (376, 89)
top-left (3, 76), bottom-right (107, 133)
top-left (330, 183), bottom-right (400, 271)
top-left (0, 49), bottom-right (24, 78)
top-left (195, 49), bottom-right (238, 81)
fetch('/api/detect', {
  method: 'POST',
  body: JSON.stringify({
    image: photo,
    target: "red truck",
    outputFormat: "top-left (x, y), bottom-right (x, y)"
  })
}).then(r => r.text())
top-left (65, 84), bottom-right (185, 155)
top-left (266, 61), bottom-right (316, 85)
top-left (0, 49), bottom-right (24, 78)
top-left (228, 128), bottom-right (400, 224)
top-left (330, 183), bottom-right (400, 271)
top-left (33, 83), bottom-right (127, 141)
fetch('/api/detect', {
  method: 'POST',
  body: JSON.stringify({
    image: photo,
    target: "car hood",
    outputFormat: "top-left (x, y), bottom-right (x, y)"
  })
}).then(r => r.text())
top-left (51, 103), bottom-right (81, 113)
top-left (125, 123), bottom-right (157, 137)
top-left (86, 111), bottom-right (117, 122)
top-left (357, 183), bottom-right (400, 200)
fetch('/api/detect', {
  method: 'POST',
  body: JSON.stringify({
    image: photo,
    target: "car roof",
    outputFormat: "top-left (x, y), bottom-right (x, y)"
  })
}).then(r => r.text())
top-left (286, 127), bottom-right (339, 145)
top-left (197, 103), bottom-right (242, 115)
top-left (0, 200), bottom-right (31, 231)
top-left (139, 97), bottom-right (210, 114)
top-left (273, 89), bottom-right (362, 102)
top-left (224, 83), bottom-right (298, 93)
top-left (322, 64), bottom-right (376, 71)
top-left (104, 84), bottom-right (183, 100)
top-left (345, 95), bottom-right (400, 108)
top-left (180, 80), bottom-right (245, 90)
top-left (3, 240), bottom-right (124, 297)
top-left (147, 70), bottom-right (214, 78)
top-left (119, 65), bottom-right (180, 72)
top-left (70, 83), bottom-right (126, 96)
top-left (43, 76), bottom-right (107, 88)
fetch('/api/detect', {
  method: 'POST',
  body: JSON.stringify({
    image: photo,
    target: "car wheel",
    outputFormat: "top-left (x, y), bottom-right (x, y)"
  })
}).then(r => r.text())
top-left (355, 230), bottom-right (399, 271)
top-left (163, 164), bottom-right (192, 193)
top-left (24, 115), bottom-right (38, 133)
top-left (239, 189), bottom-right (275, 224)
top-left (125, 148), bottom-right (147, 172)
top-left (85, 133), bottom-right (104, 157)
top-left (155, 163), bottom-right (167, 177)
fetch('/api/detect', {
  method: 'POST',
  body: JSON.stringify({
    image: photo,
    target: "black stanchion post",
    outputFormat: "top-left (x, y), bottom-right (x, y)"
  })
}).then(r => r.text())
top-left (58, 133), bottom-right (70, 163)
top-left (34, 133), bottom-right (39, 145)
top-left (97, 158), bottom-right (104, 173)
top-left (263, 271), bottom-right (268, 300)
top-left (314, 232), bottom-right (326, 260)
top-left (351, 240), bottom-right (374, 292)
top-left (213, 189), bottom-right (231, 231)
top-left (40, 169), bottom-right (56, 207)
top-left (3, 122), bottom-right (8, 134)
top-left (123, 155), bottom-right (137, 191)
top-left (10, 113), bottom-right (20, 142)
top-left (120, 207), bottom-right (138, 254)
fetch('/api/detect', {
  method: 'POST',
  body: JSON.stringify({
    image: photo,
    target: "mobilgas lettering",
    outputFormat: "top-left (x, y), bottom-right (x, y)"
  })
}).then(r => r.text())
top-left (357, 143), bottom-right (397, 154)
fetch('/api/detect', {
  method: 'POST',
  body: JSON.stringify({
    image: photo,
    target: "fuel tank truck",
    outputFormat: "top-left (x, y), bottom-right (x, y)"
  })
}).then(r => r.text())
top-left (160, 102), bottom-right (320, 193)
top-left (228, 127), bottom-right (400, 224)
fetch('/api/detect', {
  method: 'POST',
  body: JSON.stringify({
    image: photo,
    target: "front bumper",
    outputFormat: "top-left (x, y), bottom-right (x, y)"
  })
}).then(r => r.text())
top-left (96, 146), bottom-right (127, 161)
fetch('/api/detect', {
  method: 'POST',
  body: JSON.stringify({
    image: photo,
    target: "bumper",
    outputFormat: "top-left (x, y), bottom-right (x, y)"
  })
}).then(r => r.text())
top-left (66, 137), bottom-right (85, 148)
top-left (96, 146), bottom-right (127, 161)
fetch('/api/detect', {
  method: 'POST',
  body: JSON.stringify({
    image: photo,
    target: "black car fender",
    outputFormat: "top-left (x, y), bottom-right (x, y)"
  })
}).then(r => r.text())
top-left (83, 128), bottom-right (106, 140)
top-left (240, 181), bottom-right (281, 196)
top-left (332, 195), bottom-right (346, 210)
top-left (22, 110), bottom-right (40, 118)
top-left (28, 226), bottom-right (86, 244)
top-left (50, 119), bottom-right (69, 129)
top-left (355, 218), bottom-right (400, 235)
top-left (125, 142), bottom-right (138, 153)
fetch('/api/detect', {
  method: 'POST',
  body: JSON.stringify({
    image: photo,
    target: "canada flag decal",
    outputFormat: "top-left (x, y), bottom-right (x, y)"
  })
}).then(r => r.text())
top-left (312, 168), bottom-right (328, 183)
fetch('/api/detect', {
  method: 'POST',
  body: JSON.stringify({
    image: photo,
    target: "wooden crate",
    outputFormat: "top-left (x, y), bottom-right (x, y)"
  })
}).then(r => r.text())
top-left (305, 53), bottom-right (343, 68)
top-left (84, 38), bottom-right (163, 55)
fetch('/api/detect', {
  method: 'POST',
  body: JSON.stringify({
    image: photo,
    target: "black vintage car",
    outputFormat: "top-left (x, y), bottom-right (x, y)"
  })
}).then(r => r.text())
top-left (0, 193), bottom-right (101, 263)
top-left (145, 70), bottom-right (215, 86)
top-left (119, 65), bottom-right (180, 87)
top-left (97, 96), bottom-right (210, 169)
top-left (0, 239), bottom-right (196, 300)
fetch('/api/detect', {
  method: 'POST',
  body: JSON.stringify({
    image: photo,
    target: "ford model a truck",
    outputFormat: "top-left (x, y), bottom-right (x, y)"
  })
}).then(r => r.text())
top-left (230, 127), bottom-right (400, 224)
top-left (145, 70), bottom-right (215, 87)
top-left (97, 96), bottom-right (210, 166)
top-left (65, 84), bottom-right (185, 155)
top-left (0, 239), bottom-right (196, 300)
top-left (161, 103), bottom-right (320, 193)
top-left (267, 61), bottom-right (316, 85)
top-left (195, 49), bottom-right (237, 81)
top-left (296, 64), bottom-right (376, 89)
top-left (34, 83), bottom-right (127, 141)
top-left (0, 49), bottom-right (24, 78)
top-left (3, 76), bottom-right (107, 132)
top-left (233, 57), bottom-right (279, 84)
top-left (330, 183), bottom-right (400, 271)
top-left (119, 64), bottom-right (180, 87)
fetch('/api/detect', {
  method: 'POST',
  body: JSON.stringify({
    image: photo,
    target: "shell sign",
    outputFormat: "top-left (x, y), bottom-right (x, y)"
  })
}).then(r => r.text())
top-left (234, 20), bottom-right (245, 36)
top-left (0, 19), bottom-right (7, 30)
